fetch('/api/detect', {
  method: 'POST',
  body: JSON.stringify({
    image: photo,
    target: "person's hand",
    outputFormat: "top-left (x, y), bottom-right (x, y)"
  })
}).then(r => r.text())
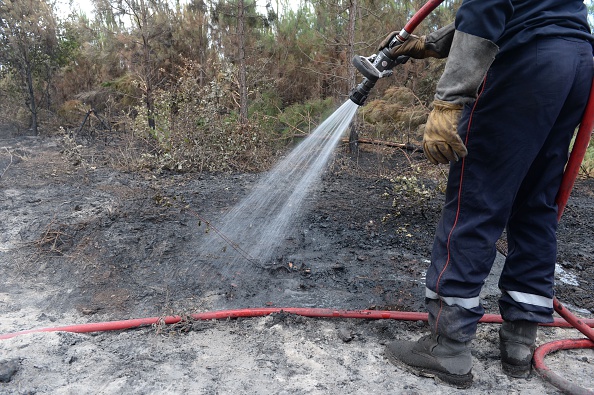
top-left (423, 100), bottom-right (468, 164)
top-left (378, 23), bottom-right (455, 59)
top-left (378, 32), bottom-right (431, 59)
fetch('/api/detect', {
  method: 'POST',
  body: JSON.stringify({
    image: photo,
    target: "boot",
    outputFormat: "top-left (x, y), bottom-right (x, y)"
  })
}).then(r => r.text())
top-left (385, 334), bottom-right (473, 389)
top-left (499, 320), bottom-right (538, 378)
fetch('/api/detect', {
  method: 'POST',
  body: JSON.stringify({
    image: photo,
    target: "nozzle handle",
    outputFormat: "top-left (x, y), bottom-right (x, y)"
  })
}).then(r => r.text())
top-left (352, 55), bottom-right (381, 82)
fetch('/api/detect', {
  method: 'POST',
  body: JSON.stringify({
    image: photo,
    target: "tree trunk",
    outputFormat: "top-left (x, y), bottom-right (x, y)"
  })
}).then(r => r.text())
top-left (237, 0), bottom-right (248, 128)
top-left (25, 60), bottom-right (38, 135)
top-left (347, 0), bottom-right (357, 93)
top-left (347, 0), bottom-right (358, 153)
top-left (140, 1), bottom-right (155, 130)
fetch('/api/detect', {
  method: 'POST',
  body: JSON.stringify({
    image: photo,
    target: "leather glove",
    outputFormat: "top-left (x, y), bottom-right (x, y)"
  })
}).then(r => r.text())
top-left (423, 100), bottom-right (468, 164)
top-left (379, 33), bottom-right (433, 59)
top-left (378, 23), bottom-right (455, 59)
top-left (421, 30), bottom-right (498, 164)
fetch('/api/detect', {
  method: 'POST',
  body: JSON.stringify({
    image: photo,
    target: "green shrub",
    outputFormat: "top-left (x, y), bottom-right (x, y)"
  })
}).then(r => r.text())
top-left (130, 62), bottom-right (283, 173)
top-left (277, 98), bottom-right (336, 135)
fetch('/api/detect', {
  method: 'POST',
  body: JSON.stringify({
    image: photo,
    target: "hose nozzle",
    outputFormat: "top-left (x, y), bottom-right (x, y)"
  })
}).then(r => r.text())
top-left (349, 49), bottom-right (409, 106)
top-left (349, 78), bottom-right (377, 106)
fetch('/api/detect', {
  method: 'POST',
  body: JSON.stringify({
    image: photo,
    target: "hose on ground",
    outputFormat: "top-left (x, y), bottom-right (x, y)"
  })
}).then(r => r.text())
top-left (3, 307), bottom-right (594, 341)
top-left (533, 338), bottom-right (594, 395)
top-left (1, 306), bottom-right (593, 395)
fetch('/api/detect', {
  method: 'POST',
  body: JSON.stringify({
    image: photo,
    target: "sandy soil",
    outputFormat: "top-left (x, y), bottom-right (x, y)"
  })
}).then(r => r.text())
top-left (0, 131), bottom-right (593, 394)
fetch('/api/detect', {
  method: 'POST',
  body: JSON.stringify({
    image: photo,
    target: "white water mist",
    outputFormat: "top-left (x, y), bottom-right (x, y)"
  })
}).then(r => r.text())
top-left (199, 100), bottom-right (360, 273)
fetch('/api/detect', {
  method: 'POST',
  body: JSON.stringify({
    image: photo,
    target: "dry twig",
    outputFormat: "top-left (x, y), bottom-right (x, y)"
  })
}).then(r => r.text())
top-left (0, 147), bottom-right (13, 179)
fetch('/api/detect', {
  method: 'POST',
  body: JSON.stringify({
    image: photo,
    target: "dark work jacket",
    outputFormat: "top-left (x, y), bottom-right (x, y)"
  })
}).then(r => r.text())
top-left (455, 0), bottom-right (594, 54)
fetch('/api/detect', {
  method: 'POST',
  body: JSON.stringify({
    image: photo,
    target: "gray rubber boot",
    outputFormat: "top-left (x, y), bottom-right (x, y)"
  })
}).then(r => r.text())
top-left (385, 334), bottom-right (473, 389)
top-left (499, 320), bottom-right (538, 378)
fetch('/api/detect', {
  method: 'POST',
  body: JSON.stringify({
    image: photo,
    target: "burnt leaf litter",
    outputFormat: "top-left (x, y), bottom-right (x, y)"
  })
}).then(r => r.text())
top-left (0, 132), bottom-right (592, 330)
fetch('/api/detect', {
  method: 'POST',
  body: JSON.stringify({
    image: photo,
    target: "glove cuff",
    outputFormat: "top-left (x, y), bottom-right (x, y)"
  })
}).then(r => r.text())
top-left (424, 22), bottom-right (455, 58)
top-left (435, 30), bottom-right (499, 105)
top-left (432, 99), bottom-right (463, 111)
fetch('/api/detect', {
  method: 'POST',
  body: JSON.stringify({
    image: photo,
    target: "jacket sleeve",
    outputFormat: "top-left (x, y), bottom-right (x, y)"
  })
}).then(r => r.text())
top-left (455, 0), bottom-right (514, 43)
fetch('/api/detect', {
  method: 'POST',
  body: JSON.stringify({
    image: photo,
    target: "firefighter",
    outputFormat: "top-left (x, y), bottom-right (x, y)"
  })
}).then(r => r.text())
top-left (379, 0), bottom-right (594, 388)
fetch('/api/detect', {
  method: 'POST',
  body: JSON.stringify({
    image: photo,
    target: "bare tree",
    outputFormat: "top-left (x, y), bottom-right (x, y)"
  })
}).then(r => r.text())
top-left (346, 0), bottom-right (357, 92)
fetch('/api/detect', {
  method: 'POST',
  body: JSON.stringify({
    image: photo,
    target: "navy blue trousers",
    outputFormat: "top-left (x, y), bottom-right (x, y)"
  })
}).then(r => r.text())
top-left (426, 37), bottom-right (594, 342)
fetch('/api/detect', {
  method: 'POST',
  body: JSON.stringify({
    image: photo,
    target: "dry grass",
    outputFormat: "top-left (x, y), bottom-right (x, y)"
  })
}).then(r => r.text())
top-left (34, 217), bottom-right (71, 256)
top-left (358, 86), bottom-right (429, 143)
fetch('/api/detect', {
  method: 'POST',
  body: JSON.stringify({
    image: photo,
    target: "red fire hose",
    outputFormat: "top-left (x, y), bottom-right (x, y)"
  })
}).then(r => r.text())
top-left (403, 0), bottom-right (445, 35)
top-left (2, 308), bottom-right (594, 342)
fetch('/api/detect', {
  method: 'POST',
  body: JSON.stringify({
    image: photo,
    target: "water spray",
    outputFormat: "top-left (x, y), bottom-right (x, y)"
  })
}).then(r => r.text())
top-left (349, 0), bottom-right (446, 106)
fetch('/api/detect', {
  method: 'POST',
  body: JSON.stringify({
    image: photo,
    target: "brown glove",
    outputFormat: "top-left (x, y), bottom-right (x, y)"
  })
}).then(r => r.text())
top-left (379, 33), bottom-right (431, 59)
top-left (378, 23), bottom-right (455, 59)
top-left (423, 100), bottom-right (468, 164)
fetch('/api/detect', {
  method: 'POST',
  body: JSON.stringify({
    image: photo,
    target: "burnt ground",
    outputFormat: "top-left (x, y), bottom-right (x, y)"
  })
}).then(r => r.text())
top-left (0, 130), bottom-right (593, 394)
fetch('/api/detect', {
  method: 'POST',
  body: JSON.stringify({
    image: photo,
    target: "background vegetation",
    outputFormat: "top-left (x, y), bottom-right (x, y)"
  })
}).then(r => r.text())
top-left (1, 0), bottom-right (593, 173)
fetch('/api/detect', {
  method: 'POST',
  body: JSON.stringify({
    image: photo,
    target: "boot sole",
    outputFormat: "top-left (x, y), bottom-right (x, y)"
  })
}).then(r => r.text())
top-left (501, 361), bottom-right (531, 378)
top-left (385, 343), bottom-right (474, 389)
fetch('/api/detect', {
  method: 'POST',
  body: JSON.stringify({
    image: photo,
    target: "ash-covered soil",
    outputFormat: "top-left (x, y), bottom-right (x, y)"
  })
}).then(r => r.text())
top-left (0, 131), bottom-right (592, 394)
